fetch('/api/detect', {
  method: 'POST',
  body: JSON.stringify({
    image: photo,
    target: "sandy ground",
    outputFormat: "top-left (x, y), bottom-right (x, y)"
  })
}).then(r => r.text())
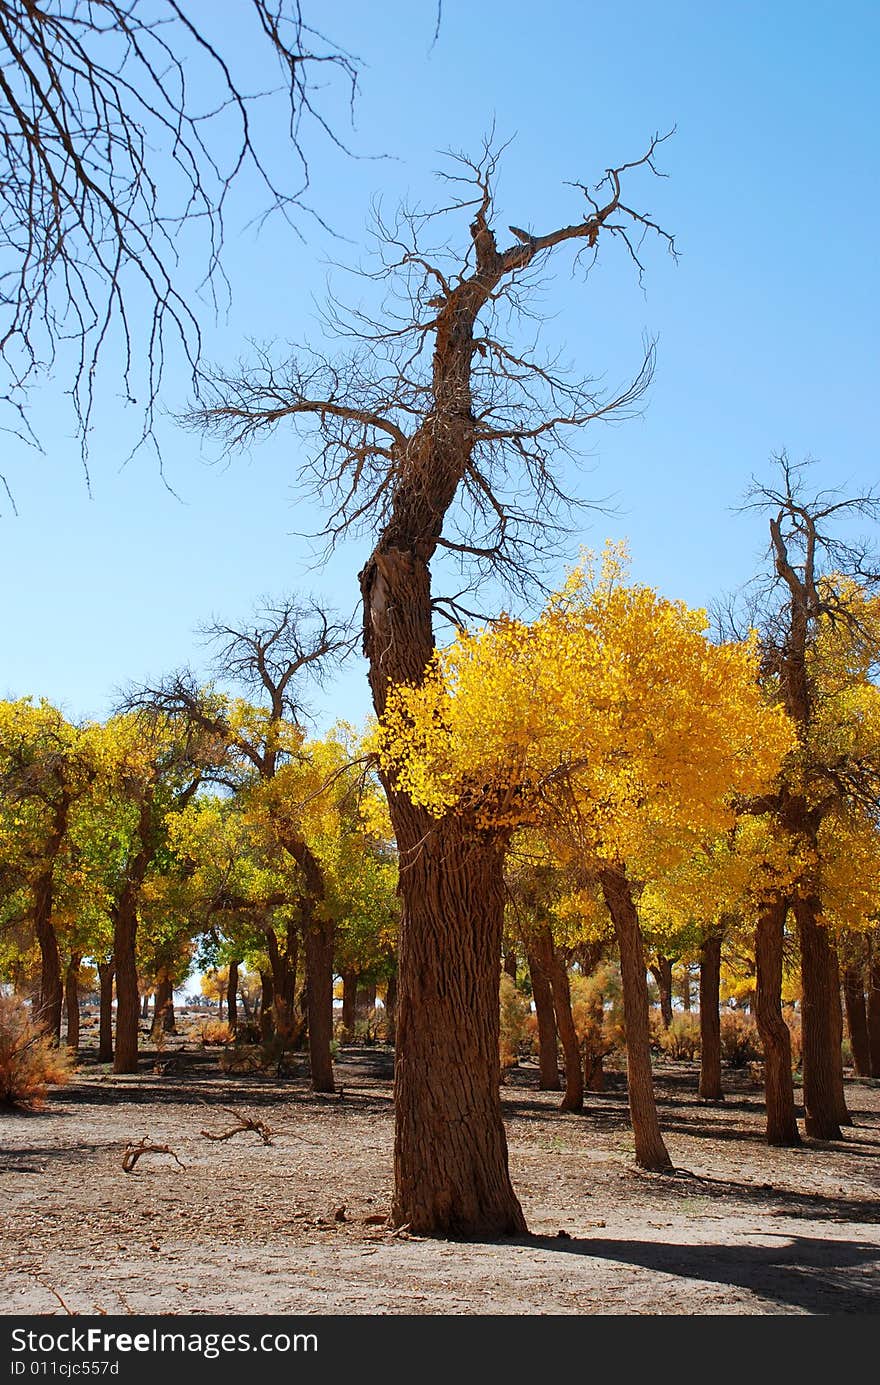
top-left (1, 1042), bottom-right (878, 1317)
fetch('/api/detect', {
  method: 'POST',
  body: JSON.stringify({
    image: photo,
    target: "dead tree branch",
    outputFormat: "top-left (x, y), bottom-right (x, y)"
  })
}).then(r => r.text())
top-left (121, 1137), bottom-right (186, 1172)
top-left (200, 1106), bottom-right (274, 1145)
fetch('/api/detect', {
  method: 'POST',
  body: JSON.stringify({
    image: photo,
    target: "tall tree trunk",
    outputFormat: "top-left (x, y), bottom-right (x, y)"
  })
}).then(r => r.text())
top-left (599, 868), bottom-right (672, 1171)
top-left (387, 805), bottom-right (526, 1236)
top-left (868, 938), bottom-right (880, 1078)
top-left (843, 963), bottom-right (871, 1077)
top-left (828, 946), bottom-right (851, 1126)
top-left (650, 957), bottom-right (673, 1029)
top-left (534, 927), bottom-right (582, 1112)
top-left (141, 994), bottom-right (150, 1020)
top-left (794, 895), bottom-right (844, 1139)
top-left (526, 945), bottom-right (561, 1091)
top-left (33, 870), bottom-right (63, 1040)
top-left (341, 970), bottom-right (357, 1037)
top-left (698, 934), bottom-right (723, 1101)
top-left (304, 905), bottom-right (336, 1093)
top-left (97, 960), bottom-right (114, 1062)
top-left (503, 950), bottom-right (517, 980)
top-left (754, 898), bottom-right (800, 1146)
top-left (265, 928), bottom-right (297, 1042)
top-left (64, 954), bottom-right (81, 1055)
top-left (355, 980), bottom-right (377, 1019)
top-left (151, 975), bottom-right (175, 1037)
top-left (681, 964), bottom-right (693, 1012)
top-left (226, 960), bottom-right (240, 1035)
top-left (384, 973), bottom-right (398, 1048)
top-left (259, 971), bottom-right (275, 1042)
top-left (112, 895), bottom-right (140, 1074)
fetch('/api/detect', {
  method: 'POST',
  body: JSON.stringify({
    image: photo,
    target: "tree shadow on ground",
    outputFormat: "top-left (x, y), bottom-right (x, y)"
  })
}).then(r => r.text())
top-left (512, 1231), bottom-right (880, 1313)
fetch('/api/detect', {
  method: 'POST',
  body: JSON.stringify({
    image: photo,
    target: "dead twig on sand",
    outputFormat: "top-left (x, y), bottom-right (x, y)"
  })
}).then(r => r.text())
top-left (200, 1106), bottom-right (274, 1146)
top-left (122, 1138), bottom-right (186, 1173)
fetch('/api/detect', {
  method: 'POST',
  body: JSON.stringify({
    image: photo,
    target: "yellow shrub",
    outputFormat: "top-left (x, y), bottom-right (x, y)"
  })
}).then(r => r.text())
top-left (0, 994), bottom-right (71, 1108)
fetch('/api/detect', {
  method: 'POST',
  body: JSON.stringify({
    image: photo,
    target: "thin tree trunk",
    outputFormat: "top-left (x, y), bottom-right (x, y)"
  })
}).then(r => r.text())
top-left (304, 904), bottom-right (336, 1093)
top-left (681, 964), bottom-right (692, 1012)
top-left (141, 994), bottom-right (150, 1020)
top-left (259, 971), bottom-right (275, 1042)
top-left (843, 963), bottom-right (871, 1077)
top-left (534, 928), bottom-right (582, 1111)
top-left (794, 894), bottom-right (844, 1139)
top-left (33, 870), bottom-right (63, 1040)
top-left (650, 957), bottom-right (673, 1029)
top-left (97, 960), bottom-right (114, 1062)
top-left (112, 895), bottom-right (140, 1074)
top-left (868, 938), bottom-right (880, 1078)
top-left (503, 950), bottom-right (517, 980)
top-left (754, 898), bottom-right (800, 1146)
top-left (526, 945), bottom-right (561, 1091)
top-left (226, 960), bottom-right (240, 1035)
top-left (698, 934), bottom-right (723, 1101)
top-left (828, 946), bottom-right (851, 1125)
top-left (599, 868), bottom-right (672, 1171)
top-left (341, 971), bottom-right (357, 1037)
top-left (64, 954), bottom-right (81, 1054)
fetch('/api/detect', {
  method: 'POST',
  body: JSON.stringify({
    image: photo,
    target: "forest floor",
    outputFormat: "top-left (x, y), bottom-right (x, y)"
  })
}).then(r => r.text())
top-left (2, 1022), bottom-right (879, 1317)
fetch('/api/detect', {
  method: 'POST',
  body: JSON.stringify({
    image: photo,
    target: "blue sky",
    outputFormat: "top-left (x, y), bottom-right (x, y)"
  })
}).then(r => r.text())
top-left (2, 0), bottom-right (878, 732)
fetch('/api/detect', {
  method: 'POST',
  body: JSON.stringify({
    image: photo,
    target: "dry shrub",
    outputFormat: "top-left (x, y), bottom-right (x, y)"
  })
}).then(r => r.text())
top-left (570, 965), bottom-right (624, 1085)
top-left (0, 994), bottom-right (71, 1109)
top-left (656, 1011), bottom-right (701, 1061)
top-left (719, 1010), bottom-right (762, 1067)
top-left (200, 1019), bottom-right (233, 1046)
top-left (499, 973), bottom-right (531, 1071)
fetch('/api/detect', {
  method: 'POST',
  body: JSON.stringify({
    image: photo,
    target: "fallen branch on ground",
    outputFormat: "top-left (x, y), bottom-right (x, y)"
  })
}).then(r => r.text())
top-left (121, 1138), bottom-right (186, 1172)
top-left (200, 1107), bottom-right (274, 1145)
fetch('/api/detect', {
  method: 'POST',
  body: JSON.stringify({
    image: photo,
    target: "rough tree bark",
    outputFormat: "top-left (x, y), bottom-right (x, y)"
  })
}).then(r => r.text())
top-left (151, 974), bottom-right (176, 1037)
top-left (698, 933), bottom-right (723, 1101)
top-left (794, 895), bottom-right (844, 1139)
top-left (526, 945), bottom-right (561, 1091)
top-left (754, 898), bottom-right (800, 1146)
top-left (599, 868), bottom-right (672, 1170)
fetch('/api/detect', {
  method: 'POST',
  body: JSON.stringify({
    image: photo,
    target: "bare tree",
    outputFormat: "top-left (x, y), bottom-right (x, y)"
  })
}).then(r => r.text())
top-left (0, 0), bottom-right (357, 500)
top-left (185, 134), bottom-right (676, 1236)
top-left (124, 593), bottom-right (349, 1090)
top-left (739, 453), bottom-right (880, 1141)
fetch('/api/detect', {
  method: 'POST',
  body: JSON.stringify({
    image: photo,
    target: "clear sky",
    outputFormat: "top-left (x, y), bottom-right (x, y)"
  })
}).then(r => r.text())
top-left (2, 0), bottom-right (878, 733)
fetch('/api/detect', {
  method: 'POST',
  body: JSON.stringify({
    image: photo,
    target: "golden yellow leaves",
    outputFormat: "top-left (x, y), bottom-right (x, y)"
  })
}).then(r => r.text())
top-left (375, 548), bottom-right (797, 884)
